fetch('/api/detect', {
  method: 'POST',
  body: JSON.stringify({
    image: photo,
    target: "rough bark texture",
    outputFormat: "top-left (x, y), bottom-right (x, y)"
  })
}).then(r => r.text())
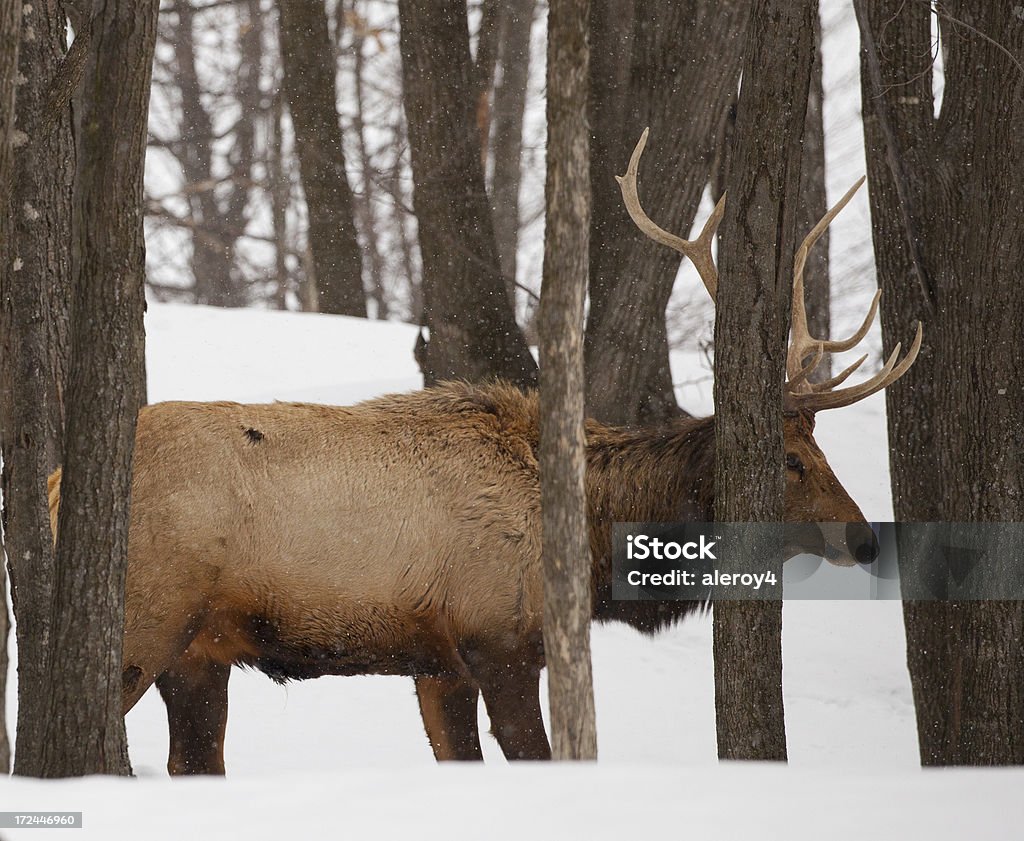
top-left (857, 0), bottom-right (1024, 766)
top-left (0, 0), bottom-right (22, 776)
top-left (489, 0), bottom-right (536, 303)
top-left (539, 0), bottom-right (597, 762)
top-left (21, 0), bottom-right (158, 777)
top-left (12, 0), bottom-right (73, 470)
top-left (398, 0), bottom-right (537, 389)
top-left (798, 12), bottom-right (830, 380)
top-left (278, 0), bottom-right (367, 317)
top-left (584, 0), bottom-right (750, 426)
top-left (1, 0), bottom-right (76, 777)
top-left (713, 0), bottom-right (818, 763)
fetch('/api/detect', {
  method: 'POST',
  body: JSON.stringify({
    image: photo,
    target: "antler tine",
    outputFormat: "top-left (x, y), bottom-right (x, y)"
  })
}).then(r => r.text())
top-left (807, 353), bottom-right (867, 392)
top-left (790, 322), bottom-right (923, 412)
top-left (616, 128), bottom-right (726, 301)
top-left (788, 177), bottom-right (867, 383)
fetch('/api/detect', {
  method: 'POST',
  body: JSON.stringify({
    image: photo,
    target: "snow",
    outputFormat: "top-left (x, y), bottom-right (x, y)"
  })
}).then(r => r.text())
top-left (3, 302), bottom-right (1021, 840)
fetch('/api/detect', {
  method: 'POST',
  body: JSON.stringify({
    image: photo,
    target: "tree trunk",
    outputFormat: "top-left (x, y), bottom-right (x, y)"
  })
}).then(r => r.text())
top-left (490, 0), bottom-right (535, 304)
top-left (713, 0), bottom-right (817, 763)
top-left (173, 2), bottom-right (241, 307)
top-left (0, 0), bottom-right (23, 776)
top-left (350, 0), bottom-right (389, 319)
top-left (19, 0), bottom-right (158, 778)
top-left (278, 0), bottom-right (366, 317)
top-left (857, 0), bottom-right (1024, 766)
top-left (539, 0), bottom-right (597, 762)
top-left (2, 0), bottom-right (76, 777)
top-left (584, 0), bottom-right (749, 426)
top-left (398, 0), bottom-right (537, 389)
top-left (798, 11), bottom-right (829, 380)
top-left (472, 0), bottom-right (502, 167)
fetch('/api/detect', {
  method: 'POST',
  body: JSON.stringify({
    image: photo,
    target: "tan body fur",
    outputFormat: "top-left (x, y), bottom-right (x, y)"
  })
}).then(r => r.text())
top-left (48, 381), bottom-right (876, 770)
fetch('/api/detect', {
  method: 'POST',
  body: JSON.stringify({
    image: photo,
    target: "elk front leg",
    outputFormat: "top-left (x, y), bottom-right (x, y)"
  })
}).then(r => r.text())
top-left (415, 675), bottom-right (483, 760)
top-left (156, 650), bottom-right (230, 775)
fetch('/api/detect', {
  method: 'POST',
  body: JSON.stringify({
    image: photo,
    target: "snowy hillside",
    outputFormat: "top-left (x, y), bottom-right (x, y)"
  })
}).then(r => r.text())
top-left (3, 303), bottom-right (1021, 840)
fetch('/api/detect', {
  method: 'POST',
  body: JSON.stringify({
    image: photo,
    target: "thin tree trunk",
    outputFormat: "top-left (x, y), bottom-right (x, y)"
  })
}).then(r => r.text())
top-left (278, 0), bottom-right (367, 317)
top-left (713, 0), bottom-right (818, 763)
top-left (0, 0), bottom-right (23, 776)
top-left (350, 0), bottom-right (389, 319)
top-left (398, 0), bottom-right (537, 388)
top-left (269, 88), bottom-right (290, 309)
top-left (21, 0), bottom-right (158, 778)
top-left (858, 0), bottom-right (1024, 766)
top-left (539, 0), bottom-right (596, 762)
top-left (174, 1), bottom-right (240, 307)
top-left (584, 0), bottom-right (749, 426)
top-left (220, 0), bottom-right (263, 305)
top-left (472, 0), bottom-right (502, 168)
top-left (490, 0), bottom-right (535, 304)
top-left (799, 11), bottom-right (829, 380)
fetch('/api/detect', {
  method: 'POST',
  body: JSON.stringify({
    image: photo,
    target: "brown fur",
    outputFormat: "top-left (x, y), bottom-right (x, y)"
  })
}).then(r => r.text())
top-left (47, 380), bottom-right (873, 770)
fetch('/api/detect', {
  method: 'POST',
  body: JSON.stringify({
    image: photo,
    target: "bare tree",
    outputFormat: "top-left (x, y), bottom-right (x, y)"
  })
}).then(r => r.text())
top-left (489, 0), bottom-right (536, 303)
top-left (713, 0), bottom-right (819, 762)
top-left (398, 0), bottom-right (537, 388)
top-left (16, 0), bottom-right (158, 777)
top-left (584, 0), bottom-right (750, 426)
top-left (278, 0), bottom-right (367, 316)
top-left (2, 0), bottom-right (79, 777)
top-left (539, 0), bottom-right (597, 761)
top-left (0, 0), bottom-right (23, 776)
top-left (798, 10), bottom-right (830, 380)
top-left (856, 0), bottom-right (1024, 765)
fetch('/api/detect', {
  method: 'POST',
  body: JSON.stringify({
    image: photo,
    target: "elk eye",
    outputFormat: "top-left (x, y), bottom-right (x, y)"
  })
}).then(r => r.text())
top-left (786, 454), bottom-right (805, 478)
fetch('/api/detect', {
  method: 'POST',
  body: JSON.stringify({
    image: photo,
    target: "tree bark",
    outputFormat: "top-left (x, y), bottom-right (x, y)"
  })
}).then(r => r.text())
top-left (584, 0), bottom-right (750, 426)
top-left (713, 0), bottom-right (818, 763)
top-left (398, 0), bottom-right (537, 389)
top-left (539, 0), bottom-right (597, 762)
top-left (2, 0), bottom-right (76, 777)
top-left (278, 0), bottom-right (367, 317)
top-left (489, 0), bottom-right (536, 303)
top-left (19, 0), bottom-right (158, 778)
top-left (857, 0), bottom-right (1024, 766)
top-left (0, 0), bottom-right (23, 776)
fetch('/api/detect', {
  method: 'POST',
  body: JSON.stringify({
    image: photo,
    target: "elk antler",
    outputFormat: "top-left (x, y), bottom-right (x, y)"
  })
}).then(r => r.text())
top-left (616, 130), bottom-right (923, 413)
top-left (784, 177), bottom-right (922, 412)
top-left (615, 127), bottom-right (726, 300)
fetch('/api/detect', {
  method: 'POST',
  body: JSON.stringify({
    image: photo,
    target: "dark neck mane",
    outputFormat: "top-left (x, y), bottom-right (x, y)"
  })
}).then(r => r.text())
top-left (584, 415), bottom-right (716, 632)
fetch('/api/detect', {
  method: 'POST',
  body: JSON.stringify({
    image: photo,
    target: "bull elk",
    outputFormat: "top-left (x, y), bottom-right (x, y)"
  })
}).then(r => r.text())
top-left (45, 132), bottom-right (920, 772)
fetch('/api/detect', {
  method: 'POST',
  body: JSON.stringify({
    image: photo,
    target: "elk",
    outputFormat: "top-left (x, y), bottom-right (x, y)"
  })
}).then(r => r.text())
top-left (46, 132), bottom-right (920, 772)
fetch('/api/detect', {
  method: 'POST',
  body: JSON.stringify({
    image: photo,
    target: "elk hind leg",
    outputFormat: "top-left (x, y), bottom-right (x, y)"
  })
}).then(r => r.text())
top-left (476, 662), bottom-right (551, 761)
top-left (157, 649), bottom-right (230, 776)
top-left (415, 674), bottom-right (483, 761)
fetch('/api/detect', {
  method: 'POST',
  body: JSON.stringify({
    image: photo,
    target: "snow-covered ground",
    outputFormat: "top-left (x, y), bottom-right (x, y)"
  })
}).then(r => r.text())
top-left (2, 303), bottom-right (1021, 840)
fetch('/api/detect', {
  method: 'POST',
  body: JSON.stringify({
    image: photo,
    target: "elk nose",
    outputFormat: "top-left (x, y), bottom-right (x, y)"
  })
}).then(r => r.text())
top-left (847, 522), bottom-right (879, 564)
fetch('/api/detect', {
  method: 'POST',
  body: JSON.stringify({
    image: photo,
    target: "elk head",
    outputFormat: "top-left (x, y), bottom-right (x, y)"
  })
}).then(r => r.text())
top-left (616, 128), bottom-right (922, 565)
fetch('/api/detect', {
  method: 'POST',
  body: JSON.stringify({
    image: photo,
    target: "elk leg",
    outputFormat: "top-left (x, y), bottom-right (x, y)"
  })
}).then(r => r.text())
top-left (156, 649), bottom-right (230, 776)
top-left (415, 674), bottom-right (484, 761)
top-left (477, 665), bottom-right (551, 761)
